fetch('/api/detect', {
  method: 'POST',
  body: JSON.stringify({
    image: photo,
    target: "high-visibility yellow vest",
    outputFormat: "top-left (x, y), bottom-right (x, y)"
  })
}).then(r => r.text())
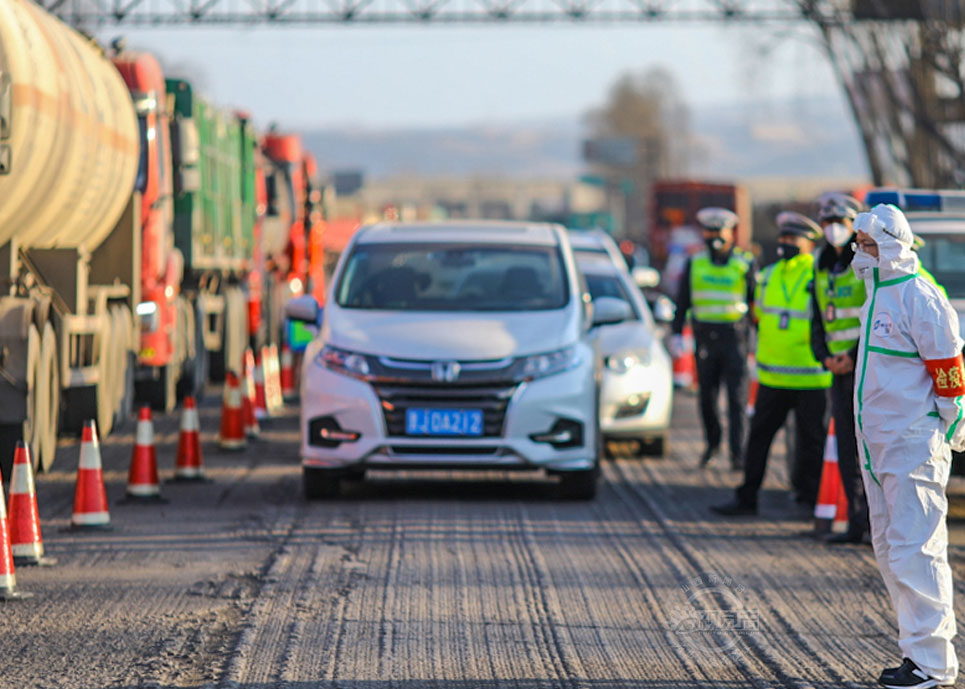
top-left (755, 254), bottom-right (832, 389)
top-left (815, 266), bottom-right (865, 355)
top-left (690, 250), bottom-right (752, 324)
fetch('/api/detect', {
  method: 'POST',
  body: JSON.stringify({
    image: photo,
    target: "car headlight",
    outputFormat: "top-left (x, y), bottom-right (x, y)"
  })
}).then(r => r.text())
top-left (316, 345), bottom-right (373, 379)
top-left (606, 349), bottom-right (651, 373)
top-left (517, 345), bottom-right (582, 380)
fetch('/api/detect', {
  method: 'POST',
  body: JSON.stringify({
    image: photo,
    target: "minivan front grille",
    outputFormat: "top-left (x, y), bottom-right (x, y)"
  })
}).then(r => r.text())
top-left (374, 383), bottom-right (518, 438)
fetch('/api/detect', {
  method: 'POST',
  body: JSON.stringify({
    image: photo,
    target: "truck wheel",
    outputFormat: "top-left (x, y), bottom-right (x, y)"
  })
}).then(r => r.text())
top-left (95, 314), bottom-right (114, 437)
top-left (22, 324), bottom-right (40, 469)
top-left (303, 467), bottom-right (342, 500)
top-left (37, 322), bottom-right (60, 472)
top-left (109, 305), bottom-right (133, 431)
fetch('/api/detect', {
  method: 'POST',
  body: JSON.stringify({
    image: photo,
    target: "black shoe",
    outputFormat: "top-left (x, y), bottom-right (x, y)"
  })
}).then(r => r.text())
top-left (710, 500), bottom-right (757, 516)
top-left (826, 531), bottom-right (866, 545)
top-left (700, 446), bottom-right (718, 467)
top-left (878, 658), bottom-right (943, 688)
top-left (729, 454), bottom-right (743, 471)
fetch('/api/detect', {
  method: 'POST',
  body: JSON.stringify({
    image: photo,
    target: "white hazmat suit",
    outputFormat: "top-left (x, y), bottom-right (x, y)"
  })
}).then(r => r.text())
top-left (853, 204), bottom-right (965, 685)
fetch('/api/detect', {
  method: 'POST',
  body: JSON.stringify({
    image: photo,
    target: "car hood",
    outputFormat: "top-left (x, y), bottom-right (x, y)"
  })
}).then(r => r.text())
top-left (323, 307), bottom-right (579, 360)
top-left (589, 321), bottom-right (657, 356)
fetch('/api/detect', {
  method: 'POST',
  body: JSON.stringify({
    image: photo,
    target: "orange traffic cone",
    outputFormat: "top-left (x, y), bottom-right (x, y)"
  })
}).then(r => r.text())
top-left (672, 325), bottom-right (697, 389)
top-left (71, 420), bottom-right (112, 530)
top-left (253, 351), bottom-right (268, 420)
top-left (219, 371), bottom-right (247, 451)
top-left (266, 344), bottom-right (284, 414)
top-left (8, 442), bottom-right (54, 566)
top-left (124, 406), bottom-right (165, 502)
top-left (280, 344), bottom-right (296, 399)
top-left (813, 419), bottom-right (848, 535)
top-left (241, 349), bottom-right (260, 438)
top-left (0, 467), bottom-right (31, 599)
top-left (171, 396), bottom-right (211, 482)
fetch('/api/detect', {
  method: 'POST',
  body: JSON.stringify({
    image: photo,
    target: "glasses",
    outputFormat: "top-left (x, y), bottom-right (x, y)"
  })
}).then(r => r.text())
top-left (851, 240), bottom-right (877, 253)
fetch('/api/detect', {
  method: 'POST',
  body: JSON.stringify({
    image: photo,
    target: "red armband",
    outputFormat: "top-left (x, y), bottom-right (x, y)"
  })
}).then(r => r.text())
top-left (924, 355), bottom-right (965, 397)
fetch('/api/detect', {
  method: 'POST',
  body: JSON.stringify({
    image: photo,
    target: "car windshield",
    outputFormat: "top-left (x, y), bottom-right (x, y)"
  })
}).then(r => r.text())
top-left (913, 233), bottom-right (965, 299)
top-left (584, 272), bottom-right (640, 320)
top-left (336, 242), bottom-right (570, 311)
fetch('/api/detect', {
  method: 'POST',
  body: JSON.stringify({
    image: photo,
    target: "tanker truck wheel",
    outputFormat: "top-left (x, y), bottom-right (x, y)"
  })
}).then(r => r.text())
top-left (111, 305), bottom-right (135, 430)
top-left (36, 322), bottom-right (60, 472)
top-left (95, 314), bottom-right (115, 437)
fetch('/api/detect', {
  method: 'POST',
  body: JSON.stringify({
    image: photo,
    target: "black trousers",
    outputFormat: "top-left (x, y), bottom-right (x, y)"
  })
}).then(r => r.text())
top-left (694, 328), bottom-right (747, 459)
top-left (831, 371), bottom-right (869, 537)
top-left (737, 384), bottom-right (828, 508)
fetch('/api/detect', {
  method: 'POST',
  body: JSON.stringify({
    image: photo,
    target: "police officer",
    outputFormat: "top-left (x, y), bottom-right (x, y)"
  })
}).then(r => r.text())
top-left (809, 192), bottom-right (870, 544)
top-left (672, 207), bottom-right (755, 470)
top-left (712, 212), bottom-right (831, 516)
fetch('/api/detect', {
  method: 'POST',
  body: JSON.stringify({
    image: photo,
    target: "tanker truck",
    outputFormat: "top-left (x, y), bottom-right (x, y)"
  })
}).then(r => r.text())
top-left (0, 0), bottom-right (254, 474)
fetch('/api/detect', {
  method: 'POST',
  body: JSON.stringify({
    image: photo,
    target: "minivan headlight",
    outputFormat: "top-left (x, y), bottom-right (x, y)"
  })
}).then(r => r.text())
top-left (517, 345), bottom-right (581, 380)
top-left (606, 348), bottom-right (651, 373)
top-left (316, 345), bottom-right (373, 379)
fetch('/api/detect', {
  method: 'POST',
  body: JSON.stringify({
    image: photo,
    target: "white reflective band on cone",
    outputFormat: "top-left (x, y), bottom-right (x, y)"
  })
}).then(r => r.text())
top-left (0, 573), bottom-right (15, 589)
top-left (71, 511), bottom-right (110, 525)
top-left (13, 542), bottom-right (43, 558)
top-left (814, 504), bottom-right (837, 519)
top-left (79, 442), bottom-right (103, 470)
top-left (176, 466), bottom-right (201, 478)
top-left (136, 420), bottom-right (154, 446)
top-left (181, 409), bottom-right (199, 432)
top-left (219, 438), bottom-right (245, 449)
top-left (127, 483), bottom-right (160, 496)
top-left (227, 386), bottom-right (242, 409)
top-left (11, 462), bottom-right (34, 496)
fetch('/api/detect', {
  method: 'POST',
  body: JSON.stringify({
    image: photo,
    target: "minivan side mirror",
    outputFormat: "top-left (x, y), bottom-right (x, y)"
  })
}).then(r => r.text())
top-left (285, 295), bottom-right (320, 324)
top-left (653, 295), bottom-right (676, 323)
top-left (592, 296), bottom-right (632, 327)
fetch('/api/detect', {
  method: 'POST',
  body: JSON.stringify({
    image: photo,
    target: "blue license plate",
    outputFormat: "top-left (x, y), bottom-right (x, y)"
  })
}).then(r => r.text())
top-left (405, 408), bottom-right (484, 436)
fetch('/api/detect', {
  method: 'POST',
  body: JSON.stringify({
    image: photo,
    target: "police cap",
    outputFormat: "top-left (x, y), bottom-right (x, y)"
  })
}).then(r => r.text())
top-left (695, 207), bottom-right (739, 232)
top-left (776, 211), bottom-right (822, 240)
top-left (815, 192), bottom-right (864, 222)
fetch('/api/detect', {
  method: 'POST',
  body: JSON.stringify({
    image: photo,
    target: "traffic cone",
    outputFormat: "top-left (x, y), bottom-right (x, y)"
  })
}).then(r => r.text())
top-left (672, 325), bottom-right (697, 389)
top-left (171, 396), bottom-right (211, 482)
top-left (219, 371), bottom-right (247, 451)
top-left (280, 344), bottom-right (296, 399)
top-left (0, 467), bottom-right (31, 599)
top-left (8, 442), bottom-right (54, 566)
top-left (241, 349), bottom-right (260, 438)
top-left (71, 420), bottom-right (111, 530)
top-left (813, 419), bottom-right (848, 535)
top-left (266, 344), bottom-right (284, 414)
top-left (123, 406), bottom-right (165, 502)
top-left (253, 351), bottom-right (268, 420)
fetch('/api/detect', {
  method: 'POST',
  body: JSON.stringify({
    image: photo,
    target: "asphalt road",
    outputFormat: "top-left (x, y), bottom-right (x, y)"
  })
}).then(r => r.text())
top-left (4, 389), bottom-right (965, 689)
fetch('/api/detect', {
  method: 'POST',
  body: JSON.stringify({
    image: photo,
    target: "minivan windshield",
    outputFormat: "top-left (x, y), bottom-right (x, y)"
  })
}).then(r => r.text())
top-left (336, 242), bottom-right (570, 311)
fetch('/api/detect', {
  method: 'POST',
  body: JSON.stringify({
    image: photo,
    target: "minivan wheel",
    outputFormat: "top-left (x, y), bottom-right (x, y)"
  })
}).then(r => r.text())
top-left (303, 467), bottom-right (342, 500)
top-left (558, 464), bottom-right (599, 500)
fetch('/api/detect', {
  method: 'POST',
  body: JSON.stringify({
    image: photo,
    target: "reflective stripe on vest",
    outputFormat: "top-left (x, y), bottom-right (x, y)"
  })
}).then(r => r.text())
top-left (690, 251), bottom-right (750, 324)
top-left (755, 255), bottom-right (832, 390)
top-left (815, 266), bottom-right (866, 355)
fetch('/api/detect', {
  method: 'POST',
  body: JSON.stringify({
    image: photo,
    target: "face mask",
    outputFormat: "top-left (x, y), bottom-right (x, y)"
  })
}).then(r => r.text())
top-left (851, 250), bottom-right (877, 279)
top-left (824, 222), bottom-right (852, 248)
top-left (776, 244), bottom-right (800, 260)
top-left (705, 237), bottom-right (725, 253)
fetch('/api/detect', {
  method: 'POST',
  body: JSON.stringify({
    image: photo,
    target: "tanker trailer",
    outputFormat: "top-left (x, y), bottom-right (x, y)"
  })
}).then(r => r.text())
top-left (0, 0), bottom-right (140, 474)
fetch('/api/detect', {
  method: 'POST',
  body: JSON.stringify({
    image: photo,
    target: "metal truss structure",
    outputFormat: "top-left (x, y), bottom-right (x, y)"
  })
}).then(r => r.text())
top-left (39, 0), bottom-right (965, 187)
top-left (38, 0), bottom-right (830, 25)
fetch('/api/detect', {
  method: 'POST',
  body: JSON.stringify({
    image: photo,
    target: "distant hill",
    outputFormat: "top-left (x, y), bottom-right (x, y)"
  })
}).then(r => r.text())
top-left (299, 96), bottom-right (870, 183)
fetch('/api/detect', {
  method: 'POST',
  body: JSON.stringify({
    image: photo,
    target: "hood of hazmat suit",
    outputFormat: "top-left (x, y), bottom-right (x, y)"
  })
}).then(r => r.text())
top-left (853, 203), bottom-right (965, 684)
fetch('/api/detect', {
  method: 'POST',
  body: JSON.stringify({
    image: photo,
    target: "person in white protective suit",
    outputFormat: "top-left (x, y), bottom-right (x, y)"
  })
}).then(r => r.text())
top-left (851, 204), bottom-right (965, 689)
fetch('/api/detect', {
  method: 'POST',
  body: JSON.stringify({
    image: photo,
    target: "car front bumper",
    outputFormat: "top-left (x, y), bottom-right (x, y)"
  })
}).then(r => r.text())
top-left (300, 358), bottom-right (598, 472)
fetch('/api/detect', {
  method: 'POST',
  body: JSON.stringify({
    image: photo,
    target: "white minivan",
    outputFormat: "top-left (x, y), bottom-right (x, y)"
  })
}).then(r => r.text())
top-left (286, 221), bottom-right (608, 499)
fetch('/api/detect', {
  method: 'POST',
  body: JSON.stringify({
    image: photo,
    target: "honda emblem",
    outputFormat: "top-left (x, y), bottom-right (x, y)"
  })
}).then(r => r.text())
top-left (430, 361), bottom-right (461, 383)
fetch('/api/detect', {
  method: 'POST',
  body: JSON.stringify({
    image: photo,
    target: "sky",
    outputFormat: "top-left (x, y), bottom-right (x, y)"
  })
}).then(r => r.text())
top-left (97, 22), bottom-right (844, 131)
